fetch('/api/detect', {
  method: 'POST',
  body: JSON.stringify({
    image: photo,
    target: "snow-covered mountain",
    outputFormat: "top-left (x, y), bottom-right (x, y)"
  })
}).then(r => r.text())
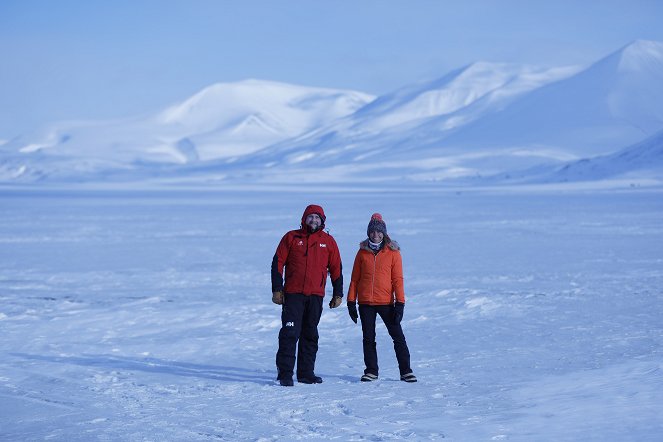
top-left (236, 40), bottom-right (663, 184)
top-left (152, 80), bottom-right (374, 161)
top-left (531, 128), bottom-right (663, 183)
top-left (435, 39), bottom-right (663, 156)
top-left (245, 62), bottom-right (580, 165)
top-left (339, 62), bottom-right (581, 133)
top-left (459, 127), bottom-right (663, 188)
top-left (2, 40), bottom-right (663, 186)
top-left (0, 80), bottom-right (373, 181)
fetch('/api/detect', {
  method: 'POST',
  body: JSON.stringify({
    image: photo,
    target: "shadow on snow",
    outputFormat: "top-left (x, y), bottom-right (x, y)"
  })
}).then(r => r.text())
top-left (12, 353), bottom-right (275, 385)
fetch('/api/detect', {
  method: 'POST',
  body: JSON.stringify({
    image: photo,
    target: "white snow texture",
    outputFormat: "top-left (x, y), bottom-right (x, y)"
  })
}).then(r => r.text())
top-left (1, 190), bottom-right (662, 440)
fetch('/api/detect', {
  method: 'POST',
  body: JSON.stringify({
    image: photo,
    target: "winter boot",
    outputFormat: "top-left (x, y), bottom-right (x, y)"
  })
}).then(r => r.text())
top-left (297, 375), bottom-right (323, 384)
top-left (279, 377), bottom-right (294, 386)
top-left (360, 373), bottom-right (378, 382)
top-left (400, 372), bottom-right (417, 383)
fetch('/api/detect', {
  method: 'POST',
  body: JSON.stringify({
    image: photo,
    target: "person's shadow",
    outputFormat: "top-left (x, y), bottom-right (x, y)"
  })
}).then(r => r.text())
top-left (13, 353), bottom-right (274, 385)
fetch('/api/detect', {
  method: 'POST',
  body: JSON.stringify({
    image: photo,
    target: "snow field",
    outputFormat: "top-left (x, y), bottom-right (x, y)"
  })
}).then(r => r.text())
top-left (1, 189), bottom-right (662, 440)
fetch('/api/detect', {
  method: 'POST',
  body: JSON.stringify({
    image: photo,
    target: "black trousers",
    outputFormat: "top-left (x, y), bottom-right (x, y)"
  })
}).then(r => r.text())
top-left (359, 304), bottom-right (412, 376)
top-left (275, 293), bottom-right (323, 380)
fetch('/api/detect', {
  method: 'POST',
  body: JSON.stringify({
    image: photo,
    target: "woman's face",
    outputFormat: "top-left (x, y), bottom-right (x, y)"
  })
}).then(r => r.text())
top-left (369, 231), bottom-right (384, 243)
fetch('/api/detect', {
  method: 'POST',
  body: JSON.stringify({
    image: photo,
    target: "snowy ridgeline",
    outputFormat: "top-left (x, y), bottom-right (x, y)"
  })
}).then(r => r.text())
top-left (1, 189), bottom-right (663, 440)
top-left (2, 40), bottom-right (663, 186)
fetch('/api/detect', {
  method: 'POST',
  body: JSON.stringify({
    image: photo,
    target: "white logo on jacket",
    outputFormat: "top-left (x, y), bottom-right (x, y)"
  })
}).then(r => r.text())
top-left (319, 244), bottom-right (327, 248)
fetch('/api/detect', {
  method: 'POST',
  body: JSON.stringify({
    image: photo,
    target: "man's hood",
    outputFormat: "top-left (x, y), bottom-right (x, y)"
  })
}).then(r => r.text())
top-left (301, 204), bottom-right (326, 230)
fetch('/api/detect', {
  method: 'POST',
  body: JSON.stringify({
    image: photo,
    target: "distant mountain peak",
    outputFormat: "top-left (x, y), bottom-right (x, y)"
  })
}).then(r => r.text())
top-left (612, 39), bottom-right (663, 72)
top-left (622, 39), bottom-right (663, 52)
top-left (157, 79), bottom-right (374, 127)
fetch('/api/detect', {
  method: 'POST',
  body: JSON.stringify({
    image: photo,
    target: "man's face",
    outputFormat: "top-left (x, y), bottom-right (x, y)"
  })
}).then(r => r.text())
top-left (305, 214), bottom-right (322, 231)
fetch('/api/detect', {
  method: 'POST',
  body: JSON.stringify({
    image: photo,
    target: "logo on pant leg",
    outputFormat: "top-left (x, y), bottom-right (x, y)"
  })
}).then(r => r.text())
top-left (285, 321), bottom-right (294, 327)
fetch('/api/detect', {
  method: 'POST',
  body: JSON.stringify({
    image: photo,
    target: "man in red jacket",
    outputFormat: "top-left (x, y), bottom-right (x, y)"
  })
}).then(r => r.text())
top-left (271, 204), bottom-right (344, 386)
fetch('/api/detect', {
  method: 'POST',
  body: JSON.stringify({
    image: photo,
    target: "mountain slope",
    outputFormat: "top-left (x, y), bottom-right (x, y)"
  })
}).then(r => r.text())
top-left (433, 40), bottom-right (663, 156)
top-left (239, 62), bottom-right (580, 168)
top-left (546, 128), bottom-right (663, 182)
top-left (1, 80), bottom-right (374, 181)
top-left (234, 40), bottom-right (663, 185)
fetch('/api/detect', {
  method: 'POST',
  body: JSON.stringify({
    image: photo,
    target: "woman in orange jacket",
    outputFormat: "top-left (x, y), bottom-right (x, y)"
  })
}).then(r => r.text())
top-left (347, 213), bottom-right (417, 383)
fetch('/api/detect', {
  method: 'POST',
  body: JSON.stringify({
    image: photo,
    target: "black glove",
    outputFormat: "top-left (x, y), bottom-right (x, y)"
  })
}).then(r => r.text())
top-left (347, 302), bottom-right (358, 324)
top-left (393, 302), bottom-right (404, 324)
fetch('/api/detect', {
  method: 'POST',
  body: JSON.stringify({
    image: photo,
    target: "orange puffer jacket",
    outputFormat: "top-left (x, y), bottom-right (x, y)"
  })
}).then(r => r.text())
top-left (347, 239), bottom-right (405, 305)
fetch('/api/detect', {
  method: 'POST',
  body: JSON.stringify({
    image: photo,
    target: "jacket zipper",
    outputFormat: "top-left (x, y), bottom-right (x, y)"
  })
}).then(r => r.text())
top-left (303, 234), bottom-right (309, 292)
top-left (371, 252), bottom-right (377, 304)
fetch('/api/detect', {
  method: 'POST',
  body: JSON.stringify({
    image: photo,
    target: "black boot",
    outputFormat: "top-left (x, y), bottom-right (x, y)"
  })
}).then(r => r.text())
top-left (297, 375), bottom-right (323, 384)
top-left (279, 377), bottom-right (294, 386)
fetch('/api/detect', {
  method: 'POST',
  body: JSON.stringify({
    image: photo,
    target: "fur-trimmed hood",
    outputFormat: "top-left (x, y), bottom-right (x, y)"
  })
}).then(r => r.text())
top-left (359, 238), bottom-right (400, 252)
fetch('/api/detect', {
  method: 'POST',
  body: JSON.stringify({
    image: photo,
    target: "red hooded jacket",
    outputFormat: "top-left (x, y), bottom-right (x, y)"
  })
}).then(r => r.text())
top-left (271, 205), bottom-right (343, 297)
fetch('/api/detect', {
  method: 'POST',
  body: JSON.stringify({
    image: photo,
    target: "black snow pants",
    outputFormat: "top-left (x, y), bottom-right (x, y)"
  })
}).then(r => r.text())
top-left (359, 304), bottom-right (412, 376)
top-left (276, 293), bottom-right (324, 380)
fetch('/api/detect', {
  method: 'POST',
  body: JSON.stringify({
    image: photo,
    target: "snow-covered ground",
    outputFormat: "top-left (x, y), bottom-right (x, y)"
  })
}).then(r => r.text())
top-left (1, 188), bottom-right (662, 441)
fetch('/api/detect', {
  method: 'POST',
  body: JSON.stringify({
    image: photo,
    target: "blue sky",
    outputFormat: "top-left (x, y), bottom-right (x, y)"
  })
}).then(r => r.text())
top-left (1, 0), bottom-right (663, 138)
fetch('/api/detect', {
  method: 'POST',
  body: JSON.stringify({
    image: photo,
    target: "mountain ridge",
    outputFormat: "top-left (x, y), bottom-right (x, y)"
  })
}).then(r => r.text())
top-left (2, 40), bottom-right (663, 186)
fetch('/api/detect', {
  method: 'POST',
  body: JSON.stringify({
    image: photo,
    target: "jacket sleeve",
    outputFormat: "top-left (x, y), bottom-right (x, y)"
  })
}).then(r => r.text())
top-left (392, 250), bottom-right (405, 304)
top-left (347, 251), bottom-right (362, 303)
top-left (271, 233), bottom-right (290, 292)
top-left (328, 236), bottom-right (344, 297)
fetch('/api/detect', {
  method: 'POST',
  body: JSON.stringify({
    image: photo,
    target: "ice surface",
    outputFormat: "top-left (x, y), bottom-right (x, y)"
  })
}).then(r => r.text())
top-left (1, 188), bottom-right (662, 440)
